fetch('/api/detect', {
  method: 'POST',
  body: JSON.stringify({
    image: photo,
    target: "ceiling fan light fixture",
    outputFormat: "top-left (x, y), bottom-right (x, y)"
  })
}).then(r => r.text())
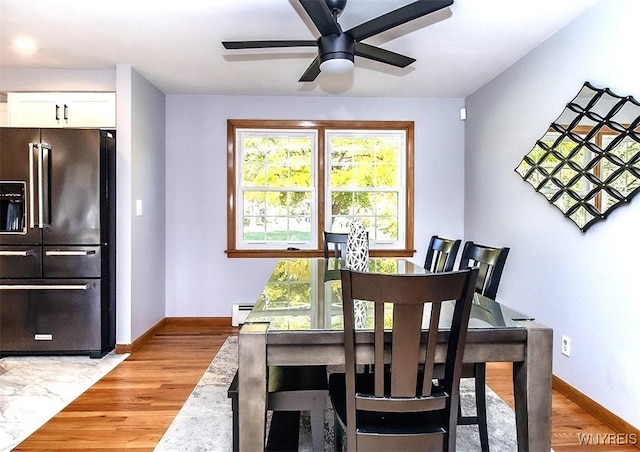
top-left (318, 33), bottom-right (354, 75)
top-left (9, 37), bottom-right (39, 54)
top-left (319, 57), bottom-right (354, 75)
top-left (222, 0), bottom-right (454, 82)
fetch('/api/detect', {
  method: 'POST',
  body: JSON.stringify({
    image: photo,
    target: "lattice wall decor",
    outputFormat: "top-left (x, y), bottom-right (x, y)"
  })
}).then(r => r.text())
top-left (515, 82), bottom-right (640, 232)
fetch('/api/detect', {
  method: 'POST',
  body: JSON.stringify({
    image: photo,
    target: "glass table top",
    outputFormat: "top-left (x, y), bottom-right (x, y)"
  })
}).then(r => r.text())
top-left (246, 258), bottom-right (534, 332)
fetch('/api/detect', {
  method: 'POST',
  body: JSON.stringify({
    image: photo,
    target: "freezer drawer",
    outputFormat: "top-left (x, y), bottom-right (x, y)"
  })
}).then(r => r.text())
top-left (0, 279), bottom-right (103, 354)
top-left (0, 246), bottom-right (41, 278)
top-left (43, 245), bottom-right (104, 278)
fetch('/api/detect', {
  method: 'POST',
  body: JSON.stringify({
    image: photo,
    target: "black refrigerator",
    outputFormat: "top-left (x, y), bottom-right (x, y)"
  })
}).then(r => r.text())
top-left (0, 128), bottom-right (115, 358)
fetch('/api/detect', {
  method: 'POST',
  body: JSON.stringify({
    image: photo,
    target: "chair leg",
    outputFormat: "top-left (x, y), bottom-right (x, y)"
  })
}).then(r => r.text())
top-left (333, 410), bottom-right (343, 452)
top-left (309, 391), bottom-right (328, 452)
top-left (310, 397), bottom-right (327, 451)
top-left (231, 397), bottom-right (239, 452)
top-left (475, 363), bottom-right (490, 452)
top-left (228, 372), bottom-right (239, 452)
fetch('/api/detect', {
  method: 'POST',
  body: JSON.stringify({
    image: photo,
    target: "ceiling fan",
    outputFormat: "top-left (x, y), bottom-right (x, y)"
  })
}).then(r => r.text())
top-left (222, 0), bottom-right (454, 82)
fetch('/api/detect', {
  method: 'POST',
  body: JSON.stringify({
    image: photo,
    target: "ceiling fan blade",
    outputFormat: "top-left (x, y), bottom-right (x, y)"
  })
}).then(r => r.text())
top-left (354, 42), bottom-right (415, 68)
top-left (299, 0), bottom-right (341, 36)
top-left (223, 40), bottom-right (317, 50)
top-left (348, 0), bottom-right (453, 42)
top-left (299, 56), bottom-right (321, 82)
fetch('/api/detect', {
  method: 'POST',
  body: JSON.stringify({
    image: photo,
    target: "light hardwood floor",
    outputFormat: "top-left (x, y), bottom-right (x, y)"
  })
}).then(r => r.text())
top-left (15, 323), bottom-right (639, 451)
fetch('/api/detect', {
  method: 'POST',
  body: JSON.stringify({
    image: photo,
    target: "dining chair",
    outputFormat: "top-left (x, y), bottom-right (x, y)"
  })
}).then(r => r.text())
top-left (323, 231), bottom-right (349, 262)
top-left (457, 241), bottom-right (510, 452)
top-left (228, 365), bottom-right (328, 452)
top-left (329, 267), bottom-right (479, 451)
top-left (424, 234), bottom-right (461, 272)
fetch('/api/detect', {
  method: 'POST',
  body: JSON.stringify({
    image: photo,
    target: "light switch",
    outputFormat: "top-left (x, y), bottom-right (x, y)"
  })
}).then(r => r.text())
top-left (136, 199), bottom-right (143, 216)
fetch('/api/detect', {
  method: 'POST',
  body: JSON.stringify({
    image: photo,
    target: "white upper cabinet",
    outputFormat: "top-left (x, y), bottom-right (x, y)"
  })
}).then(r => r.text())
top-left (0, 102), bottom-right (7, 126)
top-left (7, 92), bottom-right (116, 128)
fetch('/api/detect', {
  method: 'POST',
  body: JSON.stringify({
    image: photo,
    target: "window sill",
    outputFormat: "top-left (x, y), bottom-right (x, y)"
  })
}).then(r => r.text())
top-left (225, 249), bottom-right (416, 259)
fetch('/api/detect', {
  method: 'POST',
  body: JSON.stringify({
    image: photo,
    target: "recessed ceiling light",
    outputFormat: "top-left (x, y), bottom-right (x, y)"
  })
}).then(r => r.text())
top-left (10, 37), bottom-right (39, 54)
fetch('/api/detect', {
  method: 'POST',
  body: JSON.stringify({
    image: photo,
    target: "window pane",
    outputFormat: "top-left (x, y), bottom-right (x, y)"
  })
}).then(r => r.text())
top-left (243, 191), bottom-right (265, 216)
top-left (238, 129), bottom-right (316, 248)
top-left (241, 134), bottom-right (313, 188)
top-left (265, 218), bottom-right (289, 240)
top-left (243, 191), bottom-right (312, 242)
top-left (288, 217), bottom-right (311, 241)
top-left (243, 213), bottom-right (265, 241)
top-left (329, 135), bottom-right (400, 187)
top-left (326, 130), bottom-right (405, 249)
top-left (375, 192), bottom-right (398, 216)
top-left (376, 215), bottom-right (399, 241)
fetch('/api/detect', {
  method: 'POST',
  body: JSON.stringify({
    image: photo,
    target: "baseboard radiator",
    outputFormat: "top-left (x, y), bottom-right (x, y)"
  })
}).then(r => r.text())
top-left (232, 304), bottom-right (254, 327)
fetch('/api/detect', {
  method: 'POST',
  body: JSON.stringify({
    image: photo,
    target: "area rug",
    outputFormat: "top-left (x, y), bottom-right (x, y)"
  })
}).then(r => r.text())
top-left (156, 337), bottom-right (519, 451)
top-left (0, 351), bottom-right (128, 452)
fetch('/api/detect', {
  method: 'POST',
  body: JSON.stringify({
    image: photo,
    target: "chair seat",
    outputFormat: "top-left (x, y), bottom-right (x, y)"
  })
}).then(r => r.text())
top-left (228, 365), bottom-right (328, 452)
top-left (329, 372), bottom-right (449, 435)
top-left (268, 365), bottom-right (328, 392)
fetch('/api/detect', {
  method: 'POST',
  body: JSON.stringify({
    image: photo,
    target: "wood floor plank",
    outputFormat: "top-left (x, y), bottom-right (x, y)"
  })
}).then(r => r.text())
top-left (14, 325), bottom-right (639, 450)
top-left (485, 362), bottom-right (639, 451)
top-left (15, 324), bottom-right (237, 451)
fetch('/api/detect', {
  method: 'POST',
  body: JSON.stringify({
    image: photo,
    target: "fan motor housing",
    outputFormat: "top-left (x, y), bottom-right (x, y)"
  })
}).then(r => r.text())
top-left (318, 33), bottom-right (354, 64)
top-left (325, 0), bottom-right (347, 15)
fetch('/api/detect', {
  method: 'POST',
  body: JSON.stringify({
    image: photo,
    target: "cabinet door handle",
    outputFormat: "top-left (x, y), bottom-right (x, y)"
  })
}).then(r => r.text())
top-left (0, 283), bottom-right (92, 290)
top-left (0, 250), bottom-right (31, 256)
top-left (55, 104), bottom-right (60, 121)
top-left (63, 104), bottom-right (68, 121)
top-left (45, 250), bottom-right (96, 256)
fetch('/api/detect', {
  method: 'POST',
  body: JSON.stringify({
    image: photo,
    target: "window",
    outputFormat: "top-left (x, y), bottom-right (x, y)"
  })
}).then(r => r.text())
top-left (227, 120), bottom-right (414, 258)
top-left (326, 130), bottom-right (406, 247)
top-left (236, 129), bottom-right (317, 249)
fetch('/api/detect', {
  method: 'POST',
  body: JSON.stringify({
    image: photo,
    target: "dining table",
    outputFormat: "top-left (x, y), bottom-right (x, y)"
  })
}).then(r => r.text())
top-left (237, 257), bottom-right (552, 451)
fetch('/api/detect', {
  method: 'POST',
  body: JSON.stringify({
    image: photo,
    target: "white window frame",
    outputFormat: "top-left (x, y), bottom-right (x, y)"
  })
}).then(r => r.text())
top-left (235, 128), bottom-right (318, 250)
top-left (325, 129), bottom-right (407, 250)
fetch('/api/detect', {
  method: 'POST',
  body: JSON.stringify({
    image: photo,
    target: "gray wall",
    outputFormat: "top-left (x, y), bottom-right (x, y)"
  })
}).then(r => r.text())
top-left (164, 95), bottom-right (465, 316)
top-left (116, 66), bottom-right (167, 343)
top-left (465, 0), bottom-right (640, 429)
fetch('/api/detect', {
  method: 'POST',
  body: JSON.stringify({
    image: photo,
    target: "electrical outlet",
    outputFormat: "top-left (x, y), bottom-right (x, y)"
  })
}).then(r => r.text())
top-left (561, 335), bottom-right (571, 357)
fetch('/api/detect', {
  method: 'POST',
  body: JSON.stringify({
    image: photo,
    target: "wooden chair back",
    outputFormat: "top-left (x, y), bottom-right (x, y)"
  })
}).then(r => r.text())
top-left (323, 231), bottom-right (349, 261)
top-left (424, 235), bottom-right (461, 272)
top-left (339, 267), bottom-right (479, 451)
top-left (459, 241), bottom-right (510, 299)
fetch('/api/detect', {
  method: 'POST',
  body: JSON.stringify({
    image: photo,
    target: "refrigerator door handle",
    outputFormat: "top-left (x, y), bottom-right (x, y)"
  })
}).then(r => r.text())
top-left (29, 143), bottom-right (38, 228)
top-left (40, 144), bottom-right (51, 226)
top-left (0, 283), bottom-right (92, 290)
top-left (28, 143), bottom-right (52, 229)
top-left (45, 250), bottom-right (96, 256)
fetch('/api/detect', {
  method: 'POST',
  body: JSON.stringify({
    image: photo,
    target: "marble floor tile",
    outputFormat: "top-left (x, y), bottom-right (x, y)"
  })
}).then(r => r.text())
top-left (0, 352), bottom-right (127, 452)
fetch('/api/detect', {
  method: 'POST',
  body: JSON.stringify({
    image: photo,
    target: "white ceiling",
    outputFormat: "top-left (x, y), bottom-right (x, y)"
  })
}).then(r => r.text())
top-left (0, 0), bottom-right (600, 98)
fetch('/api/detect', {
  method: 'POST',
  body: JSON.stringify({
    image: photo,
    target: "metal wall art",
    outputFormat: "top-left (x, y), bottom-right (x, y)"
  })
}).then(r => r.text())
top-left (515, 82), bottom-right (640, 232)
